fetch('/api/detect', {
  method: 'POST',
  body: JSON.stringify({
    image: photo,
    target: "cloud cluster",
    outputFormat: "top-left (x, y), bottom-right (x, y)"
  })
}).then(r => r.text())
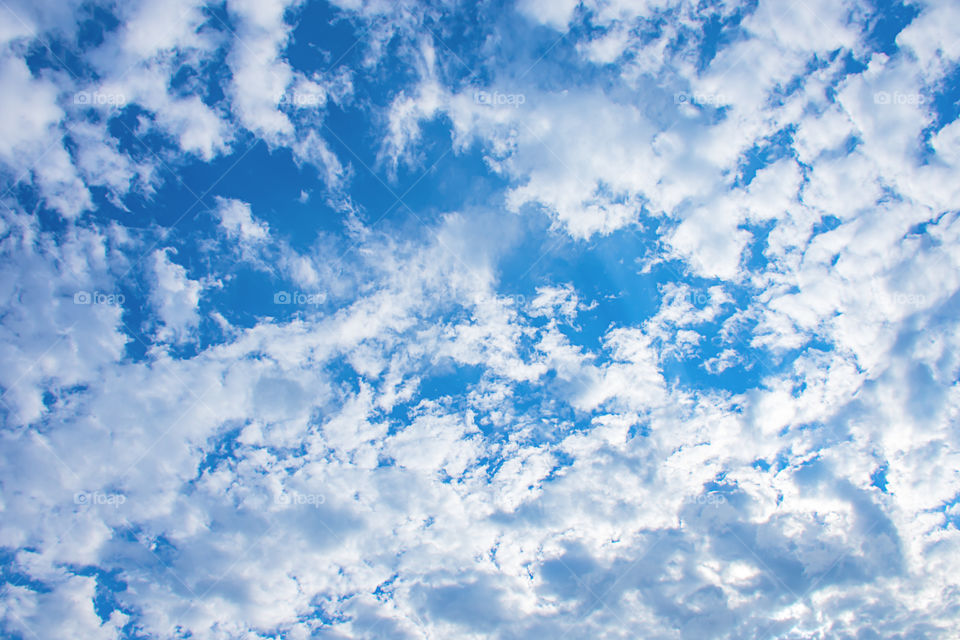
top-left (1, 0), bottom-right (959, 638)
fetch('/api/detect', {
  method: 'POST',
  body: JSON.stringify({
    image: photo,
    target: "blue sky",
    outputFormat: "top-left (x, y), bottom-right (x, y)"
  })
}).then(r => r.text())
top-left (1, 0), bottom-right (959, 638)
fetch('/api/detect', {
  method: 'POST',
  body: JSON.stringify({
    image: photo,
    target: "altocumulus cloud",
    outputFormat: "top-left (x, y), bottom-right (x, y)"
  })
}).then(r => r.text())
top-left (1, 0), bottom-right (959, 638)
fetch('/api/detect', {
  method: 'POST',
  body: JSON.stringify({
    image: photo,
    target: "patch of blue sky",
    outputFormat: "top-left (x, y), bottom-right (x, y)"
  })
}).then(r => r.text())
top-left (692, 0), bottom-right (758, 72)
top-left (384, 122), bottom-right (504, 216)
top-left (66, 565), bottom-right (131, 624)
top-left (111, 523), bottom-right (168, 555)
top-left (499, 220), bottom-right (661, 341)
top-left (422, 3), bottom-right (514, 85)
top-left (929, 63), bottom-right (960, 130)
top-left (740, 218), bottom-right (776, 271)
top-left (0, 548), bottom-right (51, 595)
top-left (72, 138), bottom-right (334, 354)
top-left (76, 5), bottom-right (122, 50)
top-left (811, 214), bottom-right (843, 238)
top-left (451, 7), bottom-right (615, 93)
top-left (863, 0), bottom-right (921, 56)
top-left (838, 50), bottom-right (870, 80)
top-left (920, 62), bottom-right (960, 160)
top-left (204, 265), bottom-right (283, 326)
top-left (771, 52), bottom-right (840, 108)
top-left (735, 126), bottom-right (797, 187)
top-left (870, 464), bottom-right (889, 493)
top-left (662, 344), bottom-right (768, 395)
top-left (943, 498), bottom-right (960, 531)
top-left (498, 210), bottom-right (802, 396)
top-left (5, 182), bottom-right (59, 235)
top-left (411, 363), bottom-right (484, 408)
top-left (194, 423), bottom-right (247, 477)
top-left (284, 1), bottom-right (360, 77)
top-left (203, 144), bottom-right (342, 240)
top-left (169, 58), bottom-right (230, 108)
top-left (23, 32), bottom-right (91, 79)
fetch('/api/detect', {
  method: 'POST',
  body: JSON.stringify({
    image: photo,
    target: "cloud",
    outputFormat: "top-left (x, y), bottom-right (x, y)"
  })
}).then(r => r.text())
top-left (0, 56), bottom-right (91, 218)
top-left (530, 283), bottom-right (588, 322)
top-left (213, 197), bottom-right (269, 245)
top-left (516, 0), bottom-right (579, 30)
top-left (1, 0), bottom-right (960, 638)
top-left (149, 249), bottom-right (202, 344)
top-left (0, 209), bottom-right (127, 427)
top-left (225, 0), bottom-right (299, 142)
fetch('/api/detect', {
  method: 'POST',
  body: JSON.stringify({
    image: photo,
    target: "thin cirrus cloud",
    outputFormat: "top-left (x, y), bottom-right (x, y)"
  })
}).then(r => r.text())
top-left (0, 0), bottom-right (958, 638)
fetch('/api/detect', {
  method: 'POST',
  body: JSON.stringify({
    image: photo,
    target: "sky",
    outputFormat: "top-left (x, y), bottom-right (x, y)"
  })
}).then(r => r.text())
top-left (0, 0), bottom-right (959, 638)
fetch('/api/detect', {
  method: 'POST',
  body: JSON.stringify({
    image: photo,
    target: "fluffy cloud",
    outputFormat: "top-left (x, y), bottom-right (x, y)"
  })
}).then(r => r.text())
top-left (149, 249), bottom-right (202, 344)
top-left (1, 0), bottom-right (959, 638)
top-left (213, 196), bottom-right (269, 245)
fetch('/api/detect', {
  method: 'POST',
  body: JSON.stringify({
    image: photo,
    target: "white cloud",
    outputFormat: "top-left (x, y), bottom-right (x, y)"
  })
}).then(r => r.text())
top-left (225, 0), bottom-right (299, 142)
top-left (896, 0), bottom-right (960, 78)
top-left (149, 248), bottom-right (202, 344)
top-left (529, 283), bottom-right (587, 322)
top-left (2, 0), bottom-right (960, 637)
top-left (516, 0), bottom-right (579, 30)
top-left (0, 56), bottom-right (92, 218)
top-left (0, 209), bottom-right (127, 427)
top-left (213, 196), bottom-right (269, 244)
top-left (0, 56), bottom-right (62, 162)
